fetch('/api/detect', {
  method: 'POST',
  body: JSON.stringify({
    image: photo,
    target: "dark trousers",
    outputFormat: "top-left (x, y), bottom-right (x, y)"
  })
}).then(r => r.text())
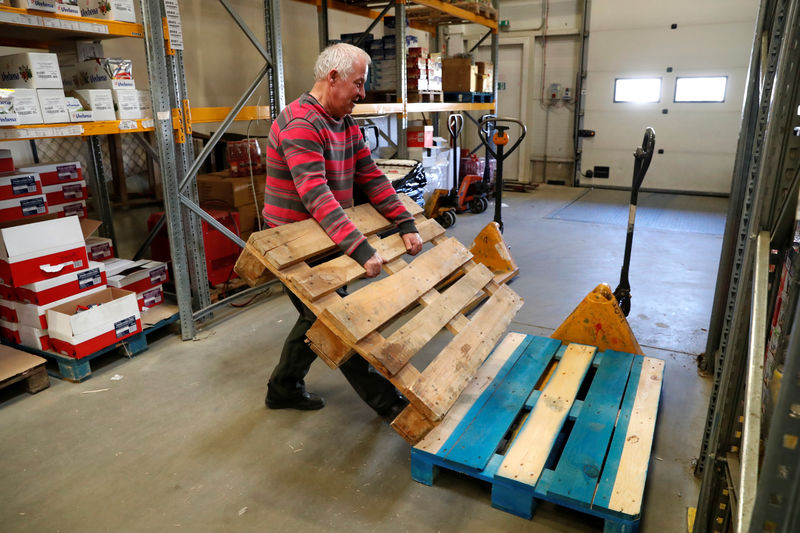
top-left (267, 288), bottom-right (401, 415)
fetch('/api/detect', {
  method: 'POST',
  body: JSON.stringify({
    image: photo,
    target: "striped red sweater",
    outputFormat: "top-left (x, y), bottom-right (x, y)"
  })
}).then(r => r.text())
top-left (263, 93), bottom-right (416, 265)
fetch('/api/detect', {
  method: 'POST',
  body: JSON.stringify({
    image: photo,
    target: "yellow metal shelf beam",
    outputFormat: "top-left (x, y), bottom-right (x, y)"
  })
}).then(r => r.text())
top-left (293, 0), bottom-right (436, 34)
top-left (406, 101), bottom-right (495, 113)
top-left (0, 6), bottom-right (145, 40)
top-left (410, 0), bottom-right (497, 30)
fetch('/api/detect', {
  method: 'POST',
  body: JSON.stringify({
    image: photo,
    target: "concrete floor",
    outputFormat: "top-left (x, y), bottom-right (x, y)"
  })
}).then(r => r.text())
top-left (0, 185), bottom-right (722, 532)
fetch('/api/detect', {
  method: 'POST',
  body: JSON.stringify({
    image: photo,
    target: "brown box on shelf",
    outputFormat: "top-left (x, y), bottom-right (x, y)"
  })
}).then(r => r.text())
top-left (476, 61), bottom-right (493, 75)
top-left (196, 173), bottom-right (265, 234)
top-left (443, 58), bottom-right (477, 92)
top-left (475, 71), bottom-right (493, 93)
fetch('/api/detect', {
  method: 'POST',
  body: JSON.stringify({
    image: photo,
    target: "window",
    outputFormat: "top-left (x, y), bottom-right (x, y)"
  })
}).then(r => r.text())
top-left (674, 76), bottom-right (727, 102)
top-left (614, 78), bottom-right (662, 103)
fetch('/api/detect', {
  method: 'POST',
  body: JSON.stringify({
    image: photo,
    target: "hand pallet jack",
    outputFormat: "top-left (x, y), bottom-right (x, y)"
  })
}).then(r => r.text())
top-left (424, 113), bottom-right (463, 228)
top-left (455, 114), bottom-right (495, 214)
top-left (551, 127), bottom-right (656, 355)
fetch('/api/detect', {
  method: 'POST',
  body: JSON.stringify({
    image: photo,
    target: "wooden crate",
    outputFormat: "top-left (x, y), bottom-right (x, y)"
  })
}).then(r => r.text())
top-left (235, 195), bottom-right (523, 444)
top-left (412, 332), bottom-right (664, 530)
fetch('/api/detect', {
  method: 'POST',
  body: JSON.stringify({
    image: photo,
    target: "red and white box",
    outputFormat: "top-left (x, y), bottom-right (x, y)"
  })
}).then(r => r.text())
top-left (0, 149), bottom-right (13, 173)
top-left (14, 284), bottom-right (105, 329)
top-left (0, 283), bottom-right (15, 300)
top-left (105, 258), bottom-right (168, 294)
top-left (18, 324), bottom-right (51, 351)
top-left (86, 236), bottom-right (113, 261)
top-left (0, 171), bottom-right (42, 200)
top-left (0, 195), bottom-right (47, 222)
top-left (16, 162), bottom-right (82, 187)
top-left (0, 298), bottom-right (18, 322)
top-left (47, 287), bottom-right (141, 359)
top-left (15, 260), bottom-right (106, 306)
top-left (49, 200), bottom-right (87, 218)
top-left (42, 180), bottom-right (87, 205)
top-left (137, 285), bottom-right (163, 310)
top-left (0, 318), bottom-right (19, 344)
top-left (0, 216), bottom-right (89, 287)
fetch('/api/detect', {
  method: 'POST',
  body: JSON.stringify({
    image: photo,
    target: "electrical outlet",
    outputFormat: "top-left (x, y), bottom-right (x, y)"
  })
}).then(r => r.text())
top-left (562, 87), bottom-right (572, 100)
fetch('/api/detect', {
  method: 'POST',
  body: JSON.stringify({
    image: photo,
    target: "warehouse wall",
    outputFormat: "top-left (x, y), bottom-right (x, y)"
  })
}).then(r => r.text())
top-left (579, 0), bottom-right (759, 194)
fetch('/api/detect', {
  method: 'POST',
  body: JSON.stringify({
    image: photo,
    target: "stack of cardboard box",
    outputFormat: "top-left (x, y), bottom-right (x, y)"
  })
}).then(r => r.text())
top-left (196, 171), bottom-right (266, 240)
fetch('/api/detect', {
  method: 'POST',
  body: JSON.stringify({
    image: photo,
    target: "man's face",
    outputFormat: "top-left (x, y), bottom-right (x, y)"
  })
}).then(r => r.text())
top-left (329, 57), bottom-right (367, 118)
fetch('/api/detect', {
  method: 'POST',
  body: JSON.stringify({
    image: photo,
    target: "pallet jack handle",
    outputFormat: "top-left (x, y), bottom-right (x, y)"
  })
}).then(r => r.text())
top-left (359, 124), bottom-right (380, 152)
top-left (478, 116), bottom-right (527, 232)
top-left (613, 126), bottom-right (656, 317)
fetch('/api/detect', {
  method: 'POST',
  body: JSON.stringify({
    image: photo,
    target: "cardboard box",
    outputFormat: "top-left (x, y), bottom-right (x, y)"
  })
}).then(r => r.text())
top-left (196, 173), bottom-right (265, 234)
top-left (0, 216), bottom-right (89, 287)
top-left (85, 236), bottom-right (113, 261)
top-left (47, 287), bottom-right (142, 358)
top-left (407, 125), bottom-right (433, 148)
top-left (50, 201), bottom-right (87, 218)
top-left (0, 53), bottom-right (62, 89)
top-left (55, 0), bottom-right (79, 15)
top-left (18, 324), bottom-right (51, 351)
top-left (1, 88), bottom-right (43, 125)
top-left (136, 90), bottom-right (152, 119)
top-left (443, 58), bottom-right (477, 92)
top-left (79, 0), bottom-right (137, 22)
top-left (65, 97), bottom-right (93, 122)
top-left (0, 150), bottom-right (11, 173)
top-left (14, 285), bottom-right (105, 329)
top-left (73, 89), bottom-right (115, 121)
top-left (74, 58), bottom-right (135, 90)
top-left (42, 180), bottom-right (87, 205)
top-left (105, 258), bottom-right (168, 294)
top-left (0, 298), bottom-right (18, 322)
top-left (11, 0), bottom-right (56, 12)
top-left (0, 172), bottom-right (41, 200)
top-left (37, 89), bottom-right (70, 123)
top-left (0, 319), bottom-right (20, 344)
top-left (17, 161), bottom-right (82, 187)
top-left (138, 285), bottom-right (163, 310)
top-left (0, 195), bottom-right (47, 222)
top-left (50, 42), bottom-right (104, 68)
top-left (111, 89), bottom-right (140, 119)
top-left (16, 261), bottom-right (106, 306)
top-left (0, 283), bottom-right (14, 300)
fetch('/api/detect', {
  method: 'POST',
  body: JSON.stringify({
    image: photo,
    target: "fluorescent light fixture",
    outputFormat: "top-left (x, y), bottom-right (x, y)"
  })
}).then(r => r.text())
top-left (614, 78), bottom-right (662, 103)
top-left (674, 76), bottom-right (727, 102)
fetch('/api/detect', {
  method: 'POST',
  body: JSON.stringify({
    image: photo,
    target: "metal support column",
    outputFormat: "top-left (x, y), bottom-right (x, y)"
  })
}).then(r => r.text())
top-left (318, 0), bottom-right (329, 51)
top-left (572, 0), bottom-right (590, 187)
top-left (85, 136), bottom-right (117, 247)
top-left (395, 0), bottom-right (408, 158)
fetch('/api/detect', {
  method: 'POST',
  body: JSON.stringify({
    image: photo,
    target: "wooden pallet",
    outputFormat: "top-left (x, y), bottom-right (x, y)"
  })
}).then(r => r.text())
top-left (412, 332), bottom-right (664, 531)
top-left (7, 306), bottom-right (179, 382)
top-left (234, 195), bottom-right (523, 443)
top-left (444, 91), bottom-right (494, 103)
top-left (0, 345), bottom-right (49, 395)
top-left (408, 91), bottom-right (444, 103)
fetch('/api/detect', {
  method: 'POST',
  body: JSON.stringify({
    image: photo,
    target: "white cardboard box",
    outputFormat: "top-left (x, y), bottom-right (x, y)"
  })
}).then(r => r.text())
top-left (137, 90), bottom-right (152, 119)
top-left (17, 161), bottom-right (82, 187)
top-left (11, 0), bottom-right (56, 12)
top-left (79, 0), bottom-right (136, 22)
top-left (42, 180), bottom-right (87, 205)
top-left (16, 260), bottom-right (106, 306)
top-left (138, 285), bottom-right (163, 310)
top-left (47, 287), bottom-right (141, 358)
top-left (37, 89), bottom-right (70, 123)
top-left (0, 88), bottom-right (44, 125)
top-left (14, 284), bottom-right (105, 329)
top-left (50, 41), bottom-right (105, 68)
top-left (18, 324), bottom-right (51, 351)
top-left (0, 195), bottom-right (47, 222)
top-left (73, 89), bottom-right (115, 121)
top-left (106, 259), bottom-right (168, 294)
top-left (0, 318), bottom-right (20, 344)
top-left (0, 171), bottom-right (42, 201)
top-left (74, 58), bottom-right (135, 90)
top-left (85, 236), bottom-right (113, 261)
top-left (49, 201), bottom-right (86, 218)
top-left (55, 0), bottom-right (80, 16)
top-left (0, 53), bottom-right (62, 89)
top-left (111, 89), bottom-right (140, 119)
top-left (65, 97), bottom-right (93, 122)
top-left (0, 216), bottom-right (89, 287)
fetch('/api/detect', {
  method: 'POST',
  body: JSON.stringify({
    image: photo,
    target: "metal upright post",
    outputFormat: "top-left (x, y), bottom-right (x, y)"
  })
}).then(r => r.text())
top-left (266, 0), bottom-right (286, 116)
top-left (85, 136), bottom-right (117, 248)
top-left (319, 0), bottom-right (329, 51)
top-left (140, 0), bottom-right (196, 339)
top-left (395, 0), bottom-right (407, 158)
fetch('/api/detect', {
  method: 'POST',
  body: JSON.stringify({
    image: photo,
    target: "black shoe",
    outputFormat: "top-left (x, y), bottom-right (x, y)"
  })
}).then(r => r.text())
top-left (266, 391), bottom-right (325, 411)
top-left (335, 285), bottom-right (348, 297)
top-left (379, 398), bottom-right (409, 422)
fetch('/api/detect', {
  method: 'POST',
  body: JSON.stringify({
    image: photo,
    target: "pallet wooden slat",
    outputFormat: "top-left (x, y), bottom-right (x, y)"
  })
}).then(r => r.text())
top-left (321, 237), bottom-right (473, 344)
top-left (410, 284), bottom-right (524, 421)
top-left (496, 343), bottom-right (597, 486)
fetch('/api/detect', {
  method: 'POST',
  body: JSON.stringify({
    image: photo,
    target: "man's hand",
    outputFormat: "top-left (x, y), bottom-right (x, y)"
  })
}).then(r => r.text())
top-left (402, 232), bottom-right (423, 256)
top-left (364, 251), bottom-right (386, 278)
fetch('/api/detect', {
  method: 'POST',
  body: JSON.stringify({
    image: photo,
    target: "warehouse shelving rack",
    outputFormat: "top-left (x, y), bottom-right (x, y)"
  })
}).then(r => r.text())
top-left (310, 0), bottom-right (498, 158)
top-left (691, 0), bottom-right (800, 530)
top-left (0, 0), bottom-right (285, 341)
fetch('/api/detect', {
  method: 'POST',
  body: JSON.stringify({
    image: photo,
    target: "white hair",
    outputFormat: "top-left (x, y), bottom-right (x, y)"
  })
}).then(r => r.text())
top-left (314, 43), bottom-right (371, 81)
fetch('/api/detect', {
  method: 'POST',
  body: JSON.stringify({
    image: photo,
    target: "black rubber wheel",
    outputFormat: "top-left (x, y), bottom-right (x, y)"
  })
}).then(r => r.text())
top-left (437, 210), bottom-right (456, 228)
top-left (470, 196), bottom-right (488, 213)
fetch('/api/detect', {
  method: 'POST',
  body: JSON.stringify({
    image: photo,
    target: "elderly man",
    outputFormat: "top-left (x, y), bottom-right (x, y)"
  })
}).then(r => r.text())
top-left (262, 43), bottom-right (423, 418)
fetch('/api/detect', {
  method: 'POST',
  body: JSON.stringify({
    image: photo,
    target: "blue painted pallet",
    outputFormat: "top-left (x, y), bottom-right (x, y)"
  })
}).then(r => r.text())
top-left (2, 311), bottom-right (179, 382)
top-left (411, 333), bottom-right (664, 533)
top-left (443, 91), bottom-right (494, 103)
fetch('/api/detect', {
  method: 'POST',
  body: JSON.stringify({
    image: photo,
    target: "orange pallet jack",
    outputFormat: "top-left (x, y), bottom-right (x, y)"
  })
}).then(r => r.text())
top-left (424, 114), bottom-right (464, 228)
top-left (551, 127), bottom-right (656, 354)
